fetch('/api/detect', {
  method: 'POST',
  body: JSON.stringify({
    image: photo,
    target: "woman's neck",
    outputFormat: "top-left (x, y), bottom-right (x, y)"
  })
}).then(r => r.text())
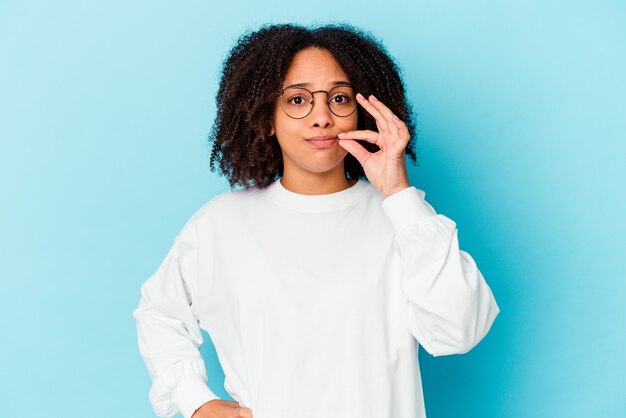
top-left (279, 171), bottom-right (356, 195)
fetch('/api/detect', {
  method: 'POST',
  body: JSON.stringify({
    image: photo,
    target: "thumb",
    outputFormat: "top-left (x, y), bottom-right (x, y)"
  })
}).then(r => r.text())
top-left (237, 406), bottom-right (253, 418)
top-left (338, 138), bottom-right (371, 167)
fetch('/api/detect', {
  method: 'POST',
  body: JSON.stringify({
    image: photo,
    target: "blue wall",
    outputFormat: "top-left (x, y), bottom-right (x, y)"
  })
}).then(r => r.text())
top-left (1, 1), bottom-right (624, 417)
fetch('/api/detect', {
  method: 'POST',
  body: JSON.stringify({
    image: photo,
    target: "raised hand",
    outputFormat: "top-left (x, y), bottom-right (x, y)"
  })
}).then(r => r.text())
top-left (337, 93), bottom-right (411, 198)
top-left (191, 399), bottom-right (253, 418)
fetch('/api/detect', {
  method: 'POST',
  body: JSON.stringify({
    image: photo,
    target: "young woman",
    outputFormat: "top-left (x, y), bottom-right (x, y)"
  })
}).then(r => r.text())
top-left (134, 23), bottom-right (500, 418)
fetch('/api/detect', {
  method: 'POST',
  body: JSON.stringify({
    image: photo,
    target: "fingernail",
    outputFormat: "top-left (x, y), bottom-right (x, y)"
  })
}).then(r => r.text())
top-left (338, 132), bottom-right (346, 137)
top-left (370, 95), bottom-right (378, 101)
top-left (356, 93), bottom-right (364, 100)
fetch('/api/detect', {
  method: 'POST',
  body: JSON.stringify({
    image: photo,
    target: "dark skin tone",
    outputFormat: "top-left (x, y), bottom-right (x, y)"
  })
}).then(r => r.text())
top-left (338, 90), bottom-right (412, 198)
top-left (268, 47), bottom-right (411, 197)
top-left (269, 47), bottom-right (359, 195)
top-left (192, 399), bottom-right (252, 418)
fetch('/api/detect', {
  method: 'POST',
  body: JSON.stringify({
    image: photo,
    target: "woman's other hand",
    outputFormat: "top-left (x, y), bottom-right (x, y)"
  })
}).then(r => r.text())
top-left (191, 399), bottom-right (253, 418)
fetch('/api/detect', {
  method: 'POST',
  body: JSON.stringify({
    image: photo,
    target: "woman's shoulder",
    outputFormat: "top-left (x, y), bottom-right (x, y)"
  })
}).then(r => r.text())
top-left (185, 185), bottom-right (267, 225)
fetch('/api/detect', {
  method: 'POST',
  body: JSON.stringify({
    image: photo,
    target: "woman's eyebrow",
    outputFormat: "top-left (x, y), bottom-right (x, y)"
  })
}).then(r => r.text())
top-left (284, 81), bottom-right (351, 89)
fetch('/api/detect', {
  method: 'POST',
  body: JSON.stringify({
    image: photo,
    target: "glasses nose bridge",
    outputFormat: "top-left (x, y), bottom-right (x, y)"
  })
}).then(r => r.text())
top-left (308, 89), bottom-right (333, 115)
top-left (310, 88), bottom-right (330, 96)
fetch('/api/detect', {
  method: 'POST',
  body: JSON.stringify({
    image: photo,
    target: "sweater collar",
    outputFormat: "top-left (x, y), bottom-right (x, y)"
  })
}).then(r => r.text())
top-left (265, 177), bottom-right (372, 212)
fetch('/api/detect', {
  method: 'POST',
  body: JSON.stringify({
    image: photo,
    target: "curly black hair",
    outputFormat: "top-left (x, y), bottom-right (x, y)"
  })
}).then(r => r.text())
top-left (208, 23), bottom-right (419, 189)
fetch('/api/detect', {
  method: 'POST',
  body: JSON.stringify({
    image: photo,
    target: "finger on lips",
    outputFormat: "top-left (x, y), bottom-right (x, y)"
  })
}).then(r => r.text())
top-left (338, 130), bottom-right (379, 144)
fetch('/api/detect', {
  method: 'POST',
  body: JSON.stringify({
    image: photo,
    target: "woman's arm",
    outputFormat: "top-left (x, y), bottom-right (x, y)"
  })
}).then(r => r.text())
top-left (382, 187), bottom-right (500, 356)
top-left (133, 221), bottom-right (220, 417)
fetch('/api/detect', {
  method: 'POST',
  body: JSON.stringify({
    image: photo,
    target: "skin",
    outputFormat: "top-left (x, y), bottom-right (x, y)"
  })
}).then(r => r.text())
top-left (269, 46), bottom-right (411, 197)
top-left (269, 47), bottom-right (359, 195)
top-left (337, 91), bottom-right (412, 198)
top-left (191, 399), bottom-right (252, 418)
top-left (191, 46), bottom-right (413, 418)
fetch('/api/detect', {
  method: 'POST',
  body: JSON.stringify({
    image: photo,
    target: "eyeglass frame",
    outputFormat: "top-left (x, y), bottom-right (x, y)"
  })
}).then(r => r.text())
top-left (274, 84), bottom-right (359, 119)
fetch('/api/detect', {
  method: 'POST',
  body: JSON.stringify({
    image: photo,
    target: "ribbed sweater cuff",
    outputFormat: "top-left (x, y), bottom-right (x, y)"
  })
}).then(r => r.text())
top-left (381, 186), bottom-right (435, 232)
top-left (171, 374), bottom-right (220, 418)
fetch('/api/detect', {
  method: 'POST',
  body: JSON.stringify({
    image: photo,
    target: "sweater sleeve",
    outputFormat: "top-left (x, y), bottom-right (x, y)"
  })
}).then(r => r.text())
top-left (381, 186), bottom-right (500, 357)
top-left (133, 220), bottom-right (220, 417)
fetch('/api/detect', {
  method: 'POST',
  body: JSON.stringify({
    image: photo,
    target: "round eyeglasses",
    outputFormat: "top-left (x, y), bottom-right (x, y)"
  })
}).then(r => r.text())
top-left (276, 85), bottom-right (358, 119)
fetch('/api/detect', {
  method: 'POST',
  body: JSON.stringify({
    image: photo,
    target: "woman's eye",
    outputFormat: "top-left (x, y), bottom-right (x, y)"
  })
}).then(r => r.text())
top-left (331, 94), bottom-right (349, 104)
top-left (288, 96), bottom-right (307, 105)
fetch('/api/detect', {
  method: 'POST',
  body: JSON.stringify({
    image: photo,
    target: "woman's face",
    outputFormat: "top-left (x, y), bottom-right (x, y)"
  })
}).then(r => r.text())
top-left (270, 47), bottom-right (358, 179)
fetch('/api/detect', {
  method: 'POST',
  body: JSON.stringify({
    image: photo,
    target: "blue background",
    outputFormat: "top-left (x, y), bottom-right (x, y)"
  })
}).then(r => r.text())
top-left (1, 1), bottom-right (624, 417)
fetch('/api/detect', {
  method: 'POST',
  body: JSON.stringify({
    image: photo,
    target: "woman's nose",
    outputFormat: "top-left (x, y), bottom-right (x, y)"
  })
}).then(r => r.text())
top-left (309, 96), bottom-right (333, 128)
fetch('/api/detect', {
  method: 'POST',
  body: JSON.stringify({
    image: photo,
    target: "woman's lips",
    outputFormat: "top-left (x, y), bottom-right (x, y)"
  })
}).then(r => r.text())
top-left (306, 136), bottom-right (338, 148)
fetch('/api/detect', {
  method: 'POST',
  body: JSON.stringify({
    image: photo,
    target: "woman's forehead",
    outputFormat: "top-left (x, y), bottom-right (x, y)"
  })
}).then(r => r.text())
top-left (282, 80), bottom-right (351, 90)
top-left (283, 48), bottom-right (350, 88)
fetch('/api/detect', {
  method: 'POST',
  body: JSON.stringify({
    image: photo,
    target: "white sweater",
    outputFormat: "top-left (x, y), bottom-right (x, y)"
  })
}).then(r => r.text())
top-left (133, 178), bottom-right (500, 418)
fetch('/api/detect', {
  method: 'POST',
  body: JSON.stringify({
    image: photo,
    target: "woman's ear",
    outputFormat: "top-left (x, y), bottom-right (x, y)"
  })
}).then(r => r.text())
top-left (269, 123), bottom-right (275, 137)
